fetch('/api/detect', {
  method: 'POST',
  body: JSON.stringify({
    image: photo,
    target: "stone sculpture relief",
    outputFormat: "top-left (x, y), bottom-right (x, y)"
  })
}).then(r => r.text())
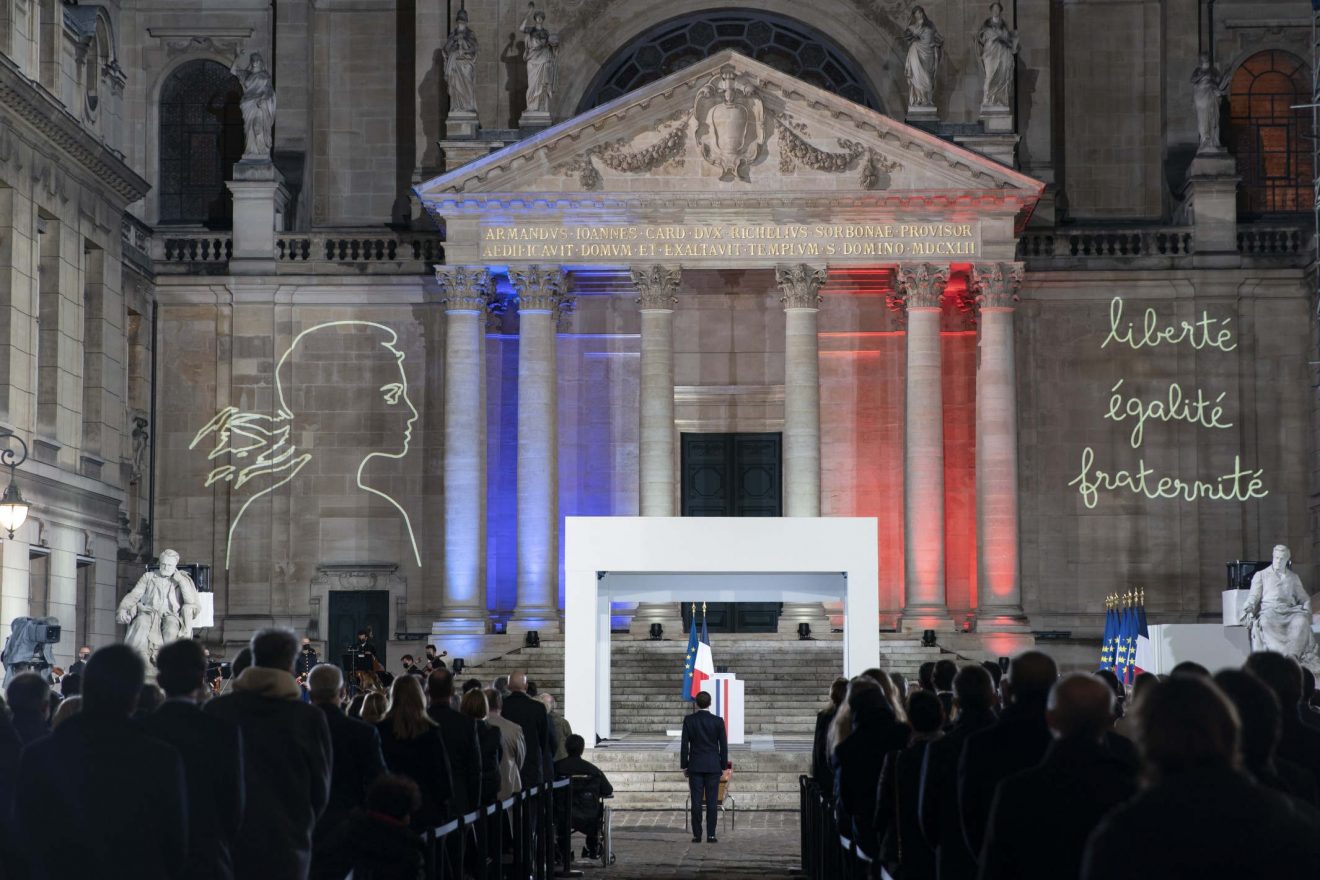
top-left (444, 9), bottom-right (480, 114)
top-left (1191, 54), bottom-right (1226, 154)
top-left (520, 2), bottom-right (559, 118)
top-left (903, 6), bottom-right (943, 110)
top-left (230, 51), bottom-right (276, 160)
top-left (189, 321), bottom-right (421, 569)
top-left (1241, 545), bottom-right (1320, 674)
top-left (975, 3), bottom-right (1019, 108)
top-left (117, 549), bottom-right (199, 668)
top-left (693, 65), bottom-right (767, 181)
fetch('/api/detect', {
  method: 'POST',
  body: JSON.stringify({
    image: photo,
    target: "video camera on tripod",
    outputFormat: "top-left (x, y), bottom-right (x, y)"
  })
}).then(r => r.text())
top-left (2, 616), bottom-right (61, 687)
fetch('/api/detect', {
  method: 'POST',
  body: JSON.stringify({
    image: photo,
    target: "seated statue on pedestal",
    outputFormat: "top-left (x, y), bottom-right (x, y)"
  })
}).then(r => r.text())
top-left (1241, 544), bottom-right (1320, 674)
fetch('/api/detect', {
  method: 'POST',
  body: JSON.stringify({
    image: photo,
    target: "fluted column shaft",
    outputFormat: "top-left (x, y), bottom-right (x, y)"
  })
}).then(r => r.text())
top-left (635, 266), bottom-right (681, 516)
top-left (630, 266), bottom-right (685, 636)
top-left (899, 264), bottom-right (952, 627)
top-left (511, 266), bottom-right (569, 629)
top-left (437, 266), bottom-right (493, 631)
top-left (973, 262), bottom-right (1027, 627)
top-left (778, 263), bottom-right (826, 517)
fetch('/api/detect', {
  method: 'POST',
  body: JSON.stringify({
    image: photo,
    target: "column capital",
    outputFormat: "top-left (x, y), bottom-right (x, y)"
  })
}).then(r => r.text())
top-left (630, 264), bottom-right (682, 310)
top-left (970, 261), bottom-right (1025, 310)
top-left (776, 263), bottom-right (828, 310)
top-left (895, 263), bottom-right (951, 310)
top-left (436, 265), bottom-right (494, 311)
top-left (510, 265), bottom-right (570, 312)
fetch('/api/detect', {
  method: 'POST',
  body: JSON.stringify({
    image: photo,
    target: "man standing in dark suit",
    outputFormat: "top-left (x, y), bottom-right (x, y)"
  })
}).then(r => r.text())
top-left (918, 664), bottom-right (996, 880)
top-left (681, 691), bottom-right (729, 844)
top-left (206, 628), bottom-right (333, 880)
top-left (425, 669), bottom-right (483, 813)
top-left (502, 670), bottom-right (555, 789)
top-left (306, 662), bottom-right (387, 878)
top-left (957, 651), bottom-right (1057, 860)
top-left (979, 673), bottom-right (1137, 880)
top-left (16, 645), bottom-right (188, 879)
top-left (67, 645), bottom-right (91, 678)
top-left (142, 639), bottom-right (245, 880)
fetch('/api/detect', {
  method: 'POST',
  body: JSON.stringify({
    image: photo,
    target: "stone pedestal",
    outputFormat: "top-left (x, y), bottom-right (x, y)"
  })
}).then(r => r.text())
top-left (898, 264), bottom-right (952, 631)
top-left (905, 105), bottom-right (939, 127)
top-left (519, 109), bottom-right (553, 131)
top-left (226, 159), bottom-right (288, 273)
top-left (1183, 150), bottom-right (1241, 268)
top-left (438, 139), bottom-right (508, 173)
top-left (979, 105), bottom-right (1013, 133)
top-left (446, 110), bottom-right (480, 140)
top-left (955, 132), bottom-right (1019, 169)
top-left (510, 266), bottom-right (570, 633)
top-left (436, 267), bottom-right (494, 635)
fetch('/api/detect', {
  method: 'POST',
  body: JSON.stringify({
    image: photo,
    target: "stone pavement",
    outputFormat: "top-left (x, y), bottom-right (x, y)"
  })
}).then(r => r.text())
top-left (569, 810), bottom-right (802, 879)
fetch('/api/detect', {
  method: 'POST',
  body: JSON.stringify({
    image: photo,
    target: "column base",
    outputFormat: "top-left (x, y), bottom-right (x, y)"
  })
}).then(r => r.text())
top-left (778, 602), bottom-right (833, 638)
top-left (975, 609), bottom-right (1033, 633)
top-left (630, 602), bottom-right (684, 640)
top-left (506, 613), bottom-right (561, 637)
top-left (430, 616), bottom-right (490, 636)
top-left (898, 610), bottom-right (956, 633)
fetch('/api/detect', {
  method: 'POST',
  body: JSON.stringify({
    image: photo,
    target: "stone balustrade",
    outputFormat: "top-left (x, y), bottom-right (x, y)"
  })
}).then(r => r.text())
top-left (143, 226), bottom-right (445, 274)
top-left (1019, 222), bottom-right (1313, 270)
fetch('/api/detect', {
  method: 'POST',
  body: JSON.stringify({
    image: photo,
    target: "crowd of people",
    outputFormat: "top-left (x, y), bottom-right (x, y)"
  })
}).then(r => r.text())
top-left (813, 652), bottom-right (1320, 880)
top-left (0, 628), bottom-right (608, 880)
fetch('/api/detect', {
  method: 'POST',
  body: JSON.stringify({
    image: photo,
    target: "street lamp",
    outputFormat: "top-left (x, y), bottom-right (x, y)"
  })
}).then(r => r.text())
top-left (0, 430), bottom-right (30, 539)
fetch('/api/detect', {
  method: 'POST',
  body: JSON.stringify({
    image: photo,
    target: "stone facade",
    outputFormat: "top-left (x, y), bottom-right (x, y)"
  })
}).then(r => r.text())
top-left (0, 0), bottom-right (1314, 667)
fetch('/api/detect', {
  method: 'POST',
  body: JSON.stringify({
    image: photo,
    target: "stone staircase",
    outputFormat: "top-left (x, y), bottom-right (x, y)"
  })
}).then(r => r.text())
top-left (589, 741), bottom-right (809, 810)
top-left (462, 633), bottom-right (944, 736)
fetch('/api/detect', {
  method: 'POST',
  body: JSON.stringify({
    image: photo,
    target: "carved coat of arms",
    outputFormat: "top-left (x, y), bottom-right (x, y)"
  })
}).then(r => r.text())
top-left (693, 66), bottom-right (766, 181)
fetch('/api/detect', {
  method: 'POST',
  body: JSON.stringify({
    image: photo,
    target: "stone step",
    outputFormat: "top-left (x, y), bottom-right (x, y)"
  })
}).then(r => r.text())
top-left (607, 792), bottom-right (799, 810)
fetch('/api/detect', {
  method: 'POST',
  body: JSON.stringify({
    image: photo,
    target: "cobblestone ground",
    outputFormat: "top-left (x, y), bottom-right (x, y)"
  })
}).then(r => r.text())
top-left (569, 810), bottom-right (802, 879)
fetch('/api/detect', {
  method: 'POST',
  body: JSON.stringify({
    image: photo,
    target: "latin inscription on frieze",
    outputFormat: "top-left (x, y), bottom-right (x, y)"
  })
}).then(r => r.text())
top-left (478, 222), bottom-right (980, 264)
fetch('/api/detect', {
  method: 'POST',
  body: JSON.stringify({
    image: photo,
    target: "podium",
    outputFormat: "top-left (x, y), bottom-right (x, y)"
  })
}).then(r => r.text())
top-left (1132, 624), bottom-right (1250, 674)
top-left (699, 673), bottom-right (745, 745)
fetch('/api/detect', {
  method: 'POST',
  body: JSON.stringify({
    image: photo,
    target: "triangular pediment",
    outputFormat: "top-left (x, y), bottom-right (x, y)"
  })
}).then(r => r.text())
top-left (416, 51), bottom-right (1043, 210)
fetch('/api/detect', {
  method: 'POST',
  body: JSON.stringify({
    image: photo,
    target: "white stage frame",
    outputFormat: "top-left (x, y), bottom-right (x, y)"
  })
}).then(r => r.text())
top-left (564, 516), bottom-right (880, 742)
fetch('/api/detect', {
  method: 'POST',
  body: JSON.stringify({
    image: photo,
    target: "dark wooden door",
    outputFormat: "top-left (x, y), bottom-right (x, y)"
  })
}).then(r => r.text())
top-left (680, 432), bottom-right (783, 633)
top-left (328, 590), bottom-right (390, 670)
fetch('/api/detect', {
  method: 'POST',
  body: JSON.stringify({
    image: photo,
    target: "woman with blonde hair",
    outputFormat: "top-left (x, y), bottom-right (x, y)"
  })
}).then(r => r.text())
top-left (360, 690), bottom-right (389, 724)
top-left (376, 675), bottom-right (454, 829)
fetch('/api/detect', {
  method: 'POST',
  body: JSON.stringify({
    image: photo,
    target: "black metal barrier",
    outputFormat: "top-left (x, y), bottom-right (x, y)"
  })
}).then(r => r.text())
top-left (425, 777), bottom-right (571, 880)
top-left (799, 775), bottom-right (880, 880)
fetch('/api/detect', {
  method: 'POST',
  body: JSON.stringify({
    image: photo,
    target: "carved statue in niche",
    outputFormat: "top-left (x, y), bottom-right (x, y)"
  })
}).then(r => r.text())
top-left (443, 9), bottom-right (480, 114)
top-left (230, 51), bottom-right (276, 160)
top-left (975, 3), bottom-right (1019, 108)
top-left (693, 66), bottom-right (766, 181)
top-left (1191, 54), bottom-right (1226, 154)
top-left (520, 2), bottom-right (558, 115)
top-left (130, 414), bottom-right (149, 485)
top-left (903, 6), bottom-right (943, 109)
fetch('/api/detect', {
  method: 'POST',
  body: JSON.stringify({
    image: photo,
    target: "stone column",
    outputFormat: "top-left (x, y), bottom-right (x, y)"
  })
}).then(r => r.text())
top-left (510, 266), bottom-right (570, 632)
top-left (774, 264), bottom-right (832, 636)
top-left (971, 262), bottom-right (1029, 630)
top-left (898, 263), bottom-right (952, 630)
top-left (629, 265), bottom-right (684, 638)
top-left (435, 266), bottom-right (493, 634)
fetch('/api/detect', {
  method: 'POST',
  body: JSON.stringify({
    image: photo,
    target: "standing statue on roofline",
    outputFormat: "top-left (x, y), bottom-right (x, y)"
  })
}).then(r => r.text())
top-left (231, 50), bottom-right (276, 160)
top-left (444, 8), bottom-right (480, 114)
top-left (903, 6), bottom-right (943, 109)
top-left (520, 2), bottom-right (559, 116)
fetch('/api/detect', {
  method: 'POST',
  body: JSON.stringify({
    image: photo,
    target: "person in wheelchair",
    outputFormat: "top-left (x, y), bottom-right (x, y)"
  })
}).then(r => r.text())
top-left (555, 734), bottom-right (613, 860)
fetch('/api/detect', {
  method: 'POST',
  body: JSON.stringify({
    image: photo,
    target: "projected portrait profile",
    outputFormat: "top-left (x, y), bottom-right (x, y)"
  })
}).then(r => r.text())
top-left (190, 320), bottom-right (422, 569)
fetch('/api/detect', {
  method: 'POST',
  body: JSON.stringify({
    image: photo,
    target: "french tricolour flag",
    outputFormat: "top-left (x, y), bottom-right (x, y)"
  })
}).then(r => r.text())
top-left (690, 612), bottom-right (714, 697)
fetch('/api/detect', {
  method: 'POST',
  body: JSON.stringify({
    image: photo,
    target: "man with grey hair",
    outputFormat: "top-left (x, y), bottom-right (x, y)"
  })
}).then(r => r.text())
top-left (539, 692), bottom-right (573, 762)
top-left (307, 663), bottom-right (386, 879)
top-left (979, 673), bottom-right (1138, 880)
top-left (116, 548), bottom-right (199, 667)
top-left (206, 628), bottom-right (332, 880)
